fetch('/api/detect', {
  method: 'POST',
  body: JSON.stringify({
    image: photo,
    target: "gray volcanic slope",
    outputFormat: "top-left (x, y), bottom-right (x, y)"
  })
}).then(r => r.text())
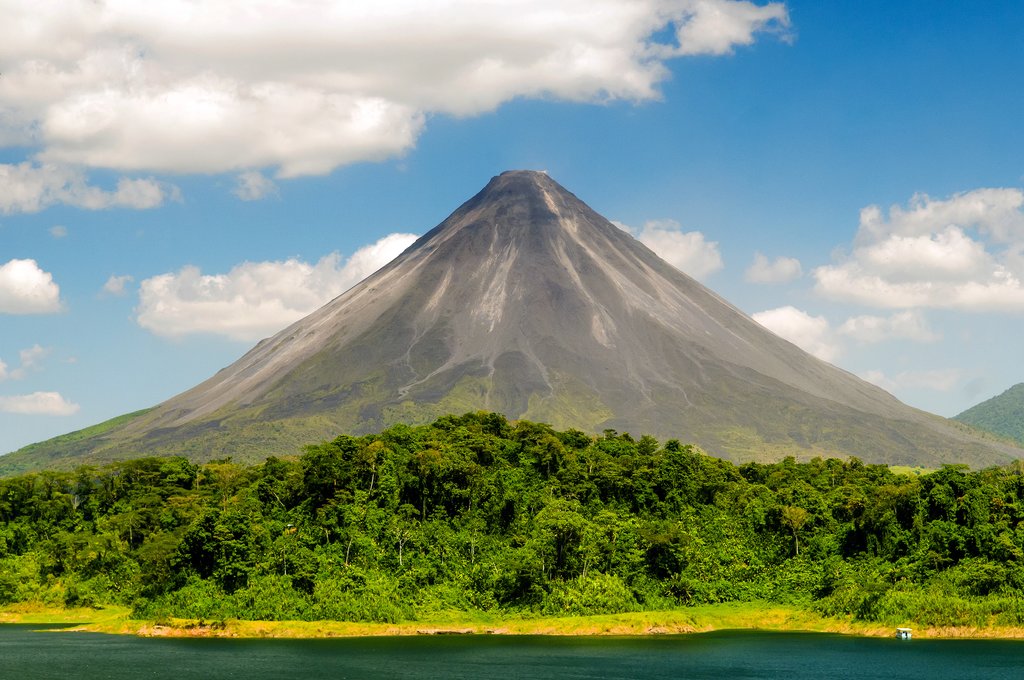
top-left (5, 171), bottom-right (1021, 471)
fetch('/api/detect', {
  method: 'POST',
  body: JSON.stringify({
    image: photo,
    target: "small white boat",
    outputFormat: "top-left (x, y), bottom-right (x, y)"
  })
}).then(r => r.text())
top-left (896, 627), bottom-right (912, 640)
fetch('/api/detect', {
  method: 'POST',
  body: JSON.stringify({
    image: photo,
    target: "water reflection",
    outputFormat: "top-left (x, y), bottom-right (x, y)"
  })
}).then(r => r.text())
top-left (2, 626), bottom-right (1023, 680)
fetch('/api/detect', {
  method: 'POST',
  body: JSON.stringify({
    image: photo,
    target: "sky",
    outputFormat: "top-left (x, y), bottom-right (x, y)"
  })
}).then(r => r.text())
top-left (2, 0), bottom-right (1024, 455)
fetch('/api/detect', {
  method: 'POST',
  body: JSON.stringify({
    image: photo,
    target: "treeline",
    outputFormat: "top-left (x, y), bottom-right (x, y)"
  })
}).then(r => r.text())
top-left (3, 411), bottom-right (1024, 626)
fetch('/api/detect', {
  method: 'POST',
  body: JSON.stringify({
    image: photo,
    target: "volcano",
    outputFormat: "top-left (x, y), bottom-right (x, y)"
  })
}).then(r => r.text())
top-left (4, 171), bottom-right (1020, 473)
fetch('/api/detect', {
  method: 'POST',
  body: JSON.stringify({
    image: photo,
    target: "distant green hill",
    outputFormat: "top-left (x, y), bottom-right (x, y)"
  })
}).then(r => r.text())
top-left (955, 383), bottom-right (1024, 445)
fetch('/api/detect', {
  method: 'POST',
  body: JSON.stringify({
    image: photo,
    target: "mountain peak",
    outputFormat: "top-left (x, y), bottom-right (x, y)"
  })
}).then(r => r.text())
top-left (465, 169), bottom-right (576, 215)
top-left (408, 169), bottom-right (608, 262)
top-left (491, 168), bottom-right (555, 187)
top-left (496, 168), bottom-right (551, 180)
top-left (463, 170), bottom-right (558, 203)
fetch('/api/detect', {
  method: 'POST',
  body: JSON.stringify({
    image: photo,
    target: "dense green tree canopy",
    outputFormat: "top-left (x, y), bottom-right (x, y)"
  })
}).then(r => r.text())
top-left (2, 412), bottom-right (1024, 627)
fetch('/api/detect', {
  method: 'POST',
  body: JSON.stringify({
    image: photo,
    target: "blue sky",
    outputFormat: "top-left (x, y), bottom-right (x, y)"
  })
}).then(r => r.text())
top-left (2, 0), bottom-right (1023, 455)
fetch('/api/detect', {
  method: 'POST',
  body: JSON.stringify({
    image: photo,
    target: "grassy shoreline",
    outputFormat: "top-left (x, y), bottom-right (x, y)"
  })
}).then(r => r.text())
top-left (5, 602), bottom-right (1024, 640)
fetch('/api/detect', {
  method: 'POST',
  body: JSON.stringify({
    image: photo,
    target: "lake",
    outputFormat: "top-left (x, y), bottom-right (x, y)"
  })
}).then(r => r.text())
top-left (3, 625), bottom-right (1023, 679)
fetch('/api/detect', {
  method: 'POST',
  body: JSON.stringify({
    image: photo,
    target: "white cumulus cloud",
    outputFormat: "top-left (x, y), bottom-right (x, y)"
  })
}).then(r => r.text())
top-left (860, 369), bottom-right (961, 394)
top-left (751, 305), bottom-right (841, 362)
top-left (838, 310), bottom-right (940, 344)
top-left (0, 259), bottom-right (63, 314)
top-left (102, 274), bottom-right (134, 297)
top-left (0, 391), bottom-right (80, 415)
top-left (745, 252), bottom-right (802, 283)
top-left (752, 306), bottom-right (944, 364)
top-left (0, 344), bottom-right (51, 382)
top-left (814, 188), bottom-right (1024, 311)
top-left (18, 344), bottom-right (49, 372)
top-left (0, 162), bottom-right (178, 214)
top-left (234, 171), bottom-right (279, 201)
top-left (0, 1), bottom-right (789, 178)
top-left (618, 219), bottom-right (723, 280)
top-left (136, 232), bottom-right (418, 341)
top-left (671, 0), bottom-right (790, 55)
top-left (856, 188), bottom-right (1024, 244)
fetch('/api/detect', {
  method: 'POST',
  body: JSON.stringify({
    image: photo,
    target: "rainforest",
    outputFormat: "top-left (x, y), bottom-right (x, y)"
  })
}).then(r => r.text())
top-left (3, 412), bottom-right (1024, 629)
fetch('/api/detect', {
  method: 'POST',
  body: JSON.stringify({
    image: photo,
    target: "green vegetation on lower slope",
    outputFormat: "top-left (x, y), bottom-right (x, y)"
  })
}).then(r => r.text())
top-left (7, 392), bottom-right (1015, 478)
top-left (0, 409), bottom-right (153, 476)
top-left (956, 383), bottom-right (1024, 445)
top-left (3, 412), bottom-right (1024, 630)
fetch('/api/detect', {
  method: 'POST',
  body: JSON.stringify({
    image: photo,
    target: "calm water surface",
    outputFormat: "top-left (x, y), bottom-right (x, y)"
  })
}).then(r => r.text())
top-left (3, 624), bottom-right (1023, 679)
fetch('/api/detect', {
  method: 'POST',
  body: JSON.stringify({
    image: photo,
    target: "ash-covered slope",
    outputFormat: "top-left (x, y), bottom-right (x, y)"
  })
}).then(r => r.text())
top-left (4, 171), bottom-right (1020, 472)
